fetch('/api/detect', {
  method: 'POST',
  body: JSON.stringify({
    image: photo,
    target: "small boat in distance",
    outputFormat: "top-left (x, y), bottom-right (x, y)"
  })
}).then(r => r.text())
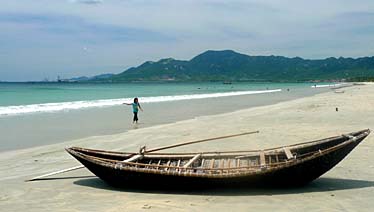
top-left (66, 129), bottom-right (370, 188)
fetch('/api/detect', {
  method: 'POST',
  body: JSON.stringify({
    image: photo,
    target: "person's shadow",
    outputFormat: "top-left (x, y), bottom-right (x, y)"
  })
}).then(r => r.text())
top-left (73, 177), bottom-right (374, 196)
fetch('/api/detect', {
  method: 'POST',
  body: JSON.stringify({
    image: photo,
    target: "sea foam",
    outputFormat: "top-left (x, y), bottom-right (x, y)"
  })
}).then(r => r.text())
top-left (311, 83), bottom-right (346, 88)
top-left (0, 89), bottom-right (281, 116)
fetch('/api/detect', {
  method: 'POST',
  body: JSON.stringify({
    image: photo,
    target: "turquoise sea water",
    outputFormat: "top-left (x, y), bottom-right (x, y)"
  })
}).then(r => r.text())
top-left (0, 82), bottom-right (343, 118)
top-left (0, 82), bottom-right (320, 107)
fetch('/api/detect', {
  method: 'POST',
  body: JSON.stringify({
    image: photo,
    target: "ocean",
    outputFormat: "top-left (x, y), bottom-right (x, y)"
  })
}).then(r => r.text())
top-left (0, 82), bottom-right (339, 151)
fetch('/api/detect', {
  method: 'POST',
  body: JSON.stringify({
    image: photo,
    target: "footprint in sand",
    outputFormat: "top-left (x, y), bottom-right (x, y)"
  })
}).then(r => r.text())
top-left (0, 195), bottom-right (9, 201)
top-left (142, 204), bottom-right (152, 209)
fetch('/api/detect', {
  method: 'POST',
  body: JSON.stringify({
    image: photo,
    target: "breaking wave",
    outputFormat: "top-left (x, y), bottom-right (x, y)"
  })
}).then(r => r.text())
top-left (0, 89), bottom-right (281, 116)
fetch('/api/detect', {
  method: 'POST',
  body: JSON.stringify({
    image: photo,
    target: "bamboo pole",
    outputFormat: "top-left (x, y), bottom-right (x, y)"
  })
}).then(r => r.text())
top-left (145, 130), bottom-right (259, 153)
top-left (27, 165), bottom-right (84, 182)
top-left (27, 130), bottom-right (259, 181)
top-left (27, 154), bottom-right (145, 181)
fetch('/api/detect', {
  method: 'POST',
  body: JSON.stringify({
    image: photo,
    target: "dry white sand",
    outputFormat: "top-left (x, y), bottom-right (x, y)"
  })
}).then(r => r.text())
top-left (1, 83), bottom-right (373, 211)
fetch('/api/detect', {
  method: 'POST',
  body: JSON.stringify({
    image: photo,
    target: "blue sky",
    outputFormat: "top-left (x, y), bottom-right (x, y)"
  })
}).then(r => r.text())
top-left (1, 0), bottom-right (374, 81)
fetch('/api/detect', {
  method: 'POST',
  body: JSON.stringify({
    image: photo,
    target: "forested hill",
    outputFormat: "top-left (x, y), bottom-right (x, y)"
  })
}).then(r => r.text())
top-left (95, 50), bottom-right (374, 82)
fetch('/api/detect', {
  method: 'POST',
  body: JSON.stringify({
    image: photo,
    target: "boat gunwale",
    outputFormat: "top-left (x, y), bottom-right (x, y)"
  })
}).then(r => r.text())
top-left (68, 129), bottom-right (369, 157)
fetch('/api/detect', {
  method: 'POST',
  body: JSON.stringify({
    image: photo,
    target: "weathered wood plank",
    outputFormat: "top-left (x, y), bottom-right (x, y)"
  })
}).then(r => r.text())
top-left (260, 151), bottom-right (266, 167)
top-left (210, 159), bottom-right (215, 169)
top-left (165, 160), bottom-right (171, 171)
top-left (183, 154), bottom-right (201, 168)
top-left (219, 159), bottom-right (225, 168)
top-left (123, 154), bottom-right (143, 163)
top-left (201, 159), bottom-right (205, 168)
top-left (156, 160), bottom-right (161, 170)
top-left (268, 155), bottom-right (272, 165)
top-left (283, 147), bottom-right (293, 160)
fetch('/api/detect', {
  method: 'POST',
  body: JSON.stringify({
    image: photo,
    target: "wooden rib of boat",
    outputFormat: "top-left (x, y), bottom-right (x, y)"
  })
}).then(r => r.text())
top-left (66, 129), bottom-right (370, 188)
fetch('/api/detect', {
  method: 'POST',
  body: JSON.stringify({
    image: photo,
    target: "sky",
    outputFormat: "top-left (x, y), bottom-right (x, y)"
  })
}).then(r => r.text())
top-left (1, 0), bottom-right (374, 81)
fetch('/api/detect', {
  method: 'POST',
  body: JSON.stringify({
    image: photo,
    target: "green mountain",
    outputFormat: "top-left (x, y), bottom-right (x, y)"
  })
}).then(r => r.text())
top-left (99, 50), bottom-right (374, 82)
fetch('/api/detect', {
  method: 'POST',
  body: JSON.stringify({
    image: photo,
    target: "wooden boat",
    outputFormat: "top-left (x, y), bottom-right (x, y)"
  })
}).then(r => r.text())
top-left (66, 129), bottom-right (370, 188)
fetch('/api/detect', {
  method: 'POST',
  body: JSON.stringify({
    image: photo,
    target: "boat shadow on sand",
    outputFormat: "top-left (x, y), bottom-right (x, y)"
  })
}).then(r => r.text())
top-left (73, 177), bottom-right (374, 196)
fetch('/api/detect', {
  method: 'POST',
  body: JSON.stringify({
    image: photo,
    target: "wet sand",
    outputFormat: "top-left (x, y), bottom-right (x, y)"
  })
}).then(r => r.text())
top-left (0, 83), bottom-right (373, 211)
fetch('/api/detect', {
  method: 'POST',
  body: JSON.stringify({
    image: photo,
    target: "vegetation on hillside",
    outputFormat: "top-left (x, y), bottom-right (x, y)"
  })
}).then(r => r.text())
top-left (90, 50), bottom-right (374, 82)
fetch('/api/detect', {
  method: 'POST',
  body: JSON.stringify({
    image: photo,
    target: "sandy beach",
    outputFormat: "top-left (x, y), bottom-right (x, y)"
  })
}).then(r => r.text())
top-left (1, 83), bottom-right (373, 211)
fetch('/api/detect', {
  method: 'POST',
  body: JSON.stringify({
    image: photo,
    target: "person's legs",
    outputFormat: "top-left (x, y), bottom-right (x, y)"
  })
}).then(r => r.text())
top-left (133, 112), bottom-right (138, 123)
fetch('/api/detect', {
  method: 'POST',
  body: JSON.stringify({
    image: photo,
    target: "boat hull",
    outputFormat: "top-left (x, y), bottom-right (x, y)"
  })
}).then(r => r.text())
top-left (68, 130), bottom-right (370, 188)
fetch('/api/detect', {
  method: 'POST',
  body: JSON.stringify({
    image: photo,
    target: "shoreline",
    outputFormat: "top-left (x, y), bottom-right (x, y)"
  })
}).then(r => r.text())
top-left (0, 83), bottom-right (361, 157)
top-left (0, 85), bottom-right (329, 152)
top-left (1, 83), bottom-right (373, 211)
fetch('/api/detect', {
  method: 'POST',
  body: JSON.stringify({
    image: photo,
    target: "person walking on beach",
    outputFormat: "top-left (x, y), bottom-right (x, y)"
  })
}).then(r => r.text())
top-left (123, 97), bottom-right (143, 124)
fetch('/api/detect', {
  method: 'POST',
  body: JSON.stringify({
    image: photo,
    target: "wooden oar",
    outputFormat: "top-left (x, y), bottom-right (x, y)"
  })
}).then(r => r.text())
top-left (27, 130), bottom-right (259, 181)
